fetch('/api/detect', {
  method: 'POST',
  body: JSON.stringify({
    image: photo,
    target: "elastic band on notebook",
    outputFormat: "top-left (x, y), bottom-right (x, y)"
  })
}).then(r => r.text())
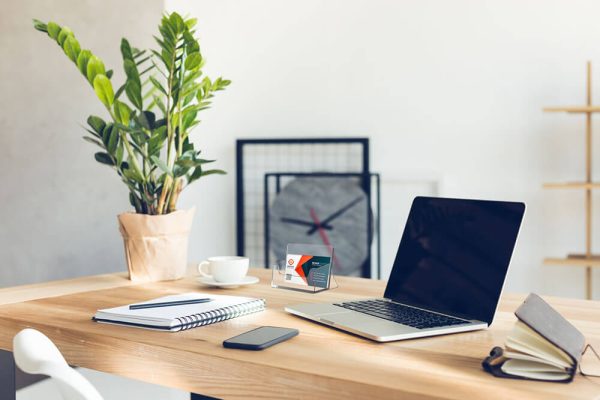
top-left (579, 344), bottom-right (600, 377)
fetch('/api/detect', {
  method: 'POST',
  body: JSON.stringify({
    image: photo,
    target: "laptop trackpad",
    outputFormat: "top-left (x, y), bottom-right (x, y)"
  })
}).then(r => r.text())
top-left (325, 309), bottom-right (417, 331)
top-left (289, 303), bottom-right (419, 334)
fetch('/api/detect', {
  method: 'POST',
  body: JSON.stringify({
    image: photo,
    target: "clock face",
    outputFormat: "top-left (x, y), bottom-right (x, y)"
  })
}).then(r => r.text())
top-left (269, 177), bottom-right (372, 276)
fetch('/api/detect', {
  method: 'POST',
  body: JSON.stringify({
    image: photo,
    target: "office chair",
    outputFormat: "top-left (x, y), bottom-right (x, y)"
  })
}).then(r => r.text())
top-left (13, 328), bottom-right (103, 400)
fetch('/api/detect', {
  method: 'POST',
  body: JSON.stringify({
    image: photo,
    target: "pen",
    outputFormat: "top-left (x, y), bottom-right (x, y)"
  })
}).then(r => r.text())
top-left (129, 298), bottom-right (213, 310)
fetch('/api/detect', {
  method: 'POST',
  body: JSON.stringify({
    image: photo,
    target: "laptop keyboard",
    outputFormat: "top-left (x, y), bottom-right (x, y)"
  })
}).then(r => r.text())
top-left (333, 299), bottom-right (468, 329)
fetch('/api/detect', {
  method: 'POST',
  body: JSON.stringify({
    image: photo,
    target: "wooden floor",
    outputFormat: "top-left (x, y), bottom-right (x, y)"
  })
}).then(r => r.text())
top-left (0, 268), bottom-right (599, 399)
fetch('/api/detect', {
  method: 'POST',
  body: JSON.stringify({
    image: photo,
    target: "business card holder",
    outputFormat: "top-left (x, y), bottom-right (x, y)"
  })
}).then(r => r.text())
top-left (271, 243), bottom-right (338, 293)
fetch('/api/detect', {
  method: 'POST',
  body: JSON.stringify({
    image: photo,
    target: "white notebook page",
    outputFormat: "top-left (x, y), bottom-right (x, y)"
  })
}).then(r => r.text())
top-left (94, 293), bottom-right (263, 329)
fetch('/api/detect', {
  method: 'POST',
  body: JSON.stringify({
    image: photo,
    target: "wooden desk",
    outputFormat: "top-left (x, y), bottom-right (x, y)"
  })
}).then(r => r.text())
top-left (0, 268), bottom-right (599, 399)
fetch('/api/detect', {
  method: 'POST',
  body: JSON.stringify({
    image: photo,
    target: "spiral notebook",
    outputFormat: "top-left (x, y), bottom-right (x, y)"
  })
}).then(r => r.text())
top-left (93, 293), bottom-right (265, 332)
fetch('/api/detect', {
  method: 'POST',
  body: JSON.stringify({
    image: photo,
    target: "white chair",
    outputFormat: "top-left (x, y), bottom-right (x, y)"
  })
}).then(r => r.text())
top-left (13, 328), bottom-right (103, 400)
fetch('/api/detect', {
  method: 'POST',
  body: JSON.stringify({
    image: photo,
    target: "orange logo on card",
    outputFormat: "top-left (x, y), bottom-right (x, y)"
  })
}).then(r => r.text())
top-left (288, 259), bottom-right (294, 265)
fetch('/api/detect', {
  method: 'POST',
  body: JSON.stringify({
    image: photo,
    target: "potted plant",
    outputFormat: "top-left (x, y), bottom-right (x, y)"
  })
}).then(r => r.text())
top-left (32, 13), bottom-right (230, 281)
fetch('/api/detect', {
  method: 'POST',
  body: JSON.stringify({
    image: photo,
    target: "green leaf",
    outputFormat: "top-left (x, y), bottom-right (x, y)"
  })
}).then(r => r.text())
top-left (57, 26), bottom-right (73, 46)
top-left (182, 91), bottom-right (197, 107)
top-left (106, 69), bottom-right (113, 79)
top-left (188, 165), bottom-right (202, 184)
top-left (93, 74), bottom-right (114, 108)
top-left (201, 169), bottom-right (226, 177)
top-left (129, 192), bottom-right (138, 209)
top-left (83, 127), bottom-right (101, 139)
top-left (150, 155), bottom-right (172, 177)
top-left (76, 50), bottom-right (92, 76)
top-left (152, 95), bottom-right (167, 115)
top-left (175, 159), bottom-right (196, 169)
top-left (114, 83), bottom-right (126, 100)
top-left (169, 12), bottom-right (185, 34)
top-left (87, 115), bottom-right (106, 135)
top-left (86, 56), bottom-right (106, 84)
top-left (137, 58), bottom-right (152, 70)
top-left (216, 78), bottom-right (231, 89)
top-left (138, 111), bottom-right (156, 130)
top-left (182, 109), bottom-right (197, 130)
top-left (62, 36), bottom-right (80, 62)
top-left (160, 15), bottom-right (177, 39)
top-left (106, 125), bottom-right (119, 154)
top-left (32, 19), bottom-right (47, 32)
top-left (184, 52), bottom-right (202, 70)
top-left (123, 59), bottom-right (142, 109)
top-left (46, 22), bottom-right (61, 39)
top-left (94, 152), bottom-right (114, 166)
top-left (113, 100), bottom-right (131, 125)
top-left (115, 142), bottom-right (124, 165)
top-left (181, 137), bottom-right (194, 154)
top-left (122, 166), bottom-right (143, 183)
top-left (185, 18), bottom-right (197, 29)
top-left (183, 68), bottom-right (203, 86)
top-left (183, 31), bottom-right (199, 54)
top-left (161, 48), bottom-right (174, 68)
top-left (133, 49), bottom-right (147, 59)
top-left (150, 49), bottom-right (170, 70)
top-left (173, 164), bottom-right (191, 178)
top-left (82, 136), bottom-right (104, 148)
top-left (153, 35), bottom-right (168, 52)
top-left (149, 76), bottom-right (167, 96)
top-left (148, 125), bottom-right (167, 155)
top-left (125, 81), bottom-right (142, 110)
top-left (102, 123), bottom-right (114, 146)
top-left (120, 38), bottom-right (133, 61)
top-left (123, 59), bottom-right (140, 83)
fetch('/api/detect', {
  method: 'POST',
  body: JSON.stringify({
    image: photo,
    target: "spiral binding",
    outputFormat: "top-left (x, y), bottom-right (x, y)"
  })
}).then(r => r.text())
top-left (172, 299), bottom-right (266, 331)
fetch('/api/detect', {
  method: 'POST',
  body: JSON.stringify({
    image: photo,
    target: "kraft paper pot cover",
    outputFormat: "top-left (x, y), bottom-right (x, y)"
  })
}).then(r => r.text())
top-left (118, 208), bottom-right (195, 282)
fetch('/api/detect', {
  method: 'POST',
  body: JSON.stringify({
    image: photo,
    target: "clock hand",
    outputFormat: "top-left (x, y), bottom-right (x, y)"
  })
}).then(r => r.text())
top-left (306, 196), bottom-right (364, 235)
top-left (309, 208), bottom-right (342, 272)
top-left (280, 217), bottom-right (333, 230)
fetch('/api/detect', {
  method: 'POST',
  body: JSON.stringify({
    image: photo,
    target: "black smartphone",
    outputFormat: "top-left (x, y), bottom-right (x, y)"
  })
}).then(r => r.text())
top-left (223, 326), bottom-right (299, 350)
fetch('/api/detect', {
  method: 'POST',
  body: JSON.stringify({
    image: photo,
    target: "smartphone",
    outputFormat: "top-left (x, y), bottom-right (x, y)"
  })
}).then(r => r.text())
top-left (223, 326), bottom-right (299, 350)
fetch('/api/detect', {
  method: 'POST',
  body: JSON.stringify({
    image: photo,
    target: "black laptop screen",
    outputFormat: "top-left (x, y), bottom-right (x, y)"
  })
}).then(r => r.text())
top-left (383, 197), bottom-right (525, 325)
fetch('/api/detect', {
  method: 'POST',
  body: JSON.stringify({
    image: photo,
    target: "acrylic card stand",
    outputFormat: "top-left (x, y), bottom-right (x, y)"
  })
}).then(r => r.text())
top-left (271, 243), bottom-right (338, 293)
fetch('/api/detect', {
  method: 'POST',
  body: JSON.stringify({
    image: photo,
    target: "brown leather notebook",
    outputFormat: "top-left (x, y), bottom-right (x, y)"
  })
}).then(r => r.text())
top-left (482, 293), bottom-right (585, 382)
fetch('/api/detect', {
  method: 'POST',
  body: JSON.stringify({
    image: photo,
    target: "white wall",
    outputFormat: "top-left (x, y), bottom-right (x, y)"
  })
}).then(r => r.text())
top-left (3, 0), bottom-right (600, 299)
top-left (165, 0), bottom-right (600, 298)
top-left (0, 0), bottom-right (163, 286)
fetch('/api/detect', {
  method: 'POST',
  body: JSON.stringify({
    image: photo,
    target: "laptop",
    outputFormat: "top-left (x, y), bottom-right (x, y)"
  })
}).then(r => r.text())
top-left (285, 196), bottom-right (526, 342)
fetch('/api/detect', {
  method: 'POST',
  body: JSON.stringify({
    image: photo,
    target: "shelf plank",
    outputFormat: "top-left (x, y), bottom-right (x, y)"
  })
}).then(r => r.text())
top-left (543, 106), bottom-right (600, 113)
top-left (543, 182), bottom-right (600, 189)
top-left (544, 257), bottom-right (600, 267)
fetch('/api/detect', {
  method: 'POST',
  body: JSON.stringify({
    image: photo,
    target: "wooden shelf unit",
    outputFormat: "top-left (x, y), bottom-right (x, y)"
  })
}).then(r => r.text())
top-left (543, 182), bottom-right (600, 189)
top-left (543, 61), bottom-right (597, 299)
top-left (543, 106), bottom-right (600, 113)
top-left (544, 257), bottom-right (600, 268)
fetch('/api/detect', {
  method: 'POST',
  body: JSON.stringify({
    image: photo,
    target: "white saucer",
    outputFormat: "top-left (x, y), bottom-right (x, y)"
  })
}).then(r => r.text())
top-left (197, 275), bottom-right (259, 289)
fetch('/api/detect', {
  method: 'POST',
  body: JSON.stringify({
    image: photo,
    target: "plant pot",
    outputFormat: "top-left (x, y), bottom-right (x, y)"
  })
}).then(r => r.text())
top-left (117, 208), bottom-right (195, 282)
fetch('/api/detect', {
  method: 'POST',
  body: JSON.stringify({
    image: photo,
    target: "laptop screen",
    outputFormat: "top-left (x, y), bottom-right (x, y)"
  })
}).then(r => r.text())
top-left (383, 197), bottom-right (525, 325)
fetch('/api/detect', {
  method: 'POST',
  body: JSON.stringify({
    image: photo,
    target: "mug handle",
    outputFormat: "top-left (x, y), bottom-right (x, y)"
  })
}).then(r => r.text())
top-left (197, 261), bottom-right (212, 277)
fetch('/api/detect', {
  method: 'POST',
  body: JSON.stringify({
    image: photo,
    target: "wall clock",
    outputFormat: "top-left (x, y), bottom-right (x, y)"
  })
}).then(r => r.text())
top-left (265, 172), bottom-right (380, 278)
top-left (236, 138), bottom-right (370, 271)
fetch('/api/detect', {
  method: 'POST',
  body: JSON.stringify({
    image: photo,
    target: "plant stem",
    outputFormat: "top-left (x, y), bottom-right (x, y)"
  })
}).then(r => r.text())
top-left (167, 178), bottom-right (181, 213)
top-left (119, 131), bottom-right (144, 181)
top-left (177, 49), bottom-right (187, 158)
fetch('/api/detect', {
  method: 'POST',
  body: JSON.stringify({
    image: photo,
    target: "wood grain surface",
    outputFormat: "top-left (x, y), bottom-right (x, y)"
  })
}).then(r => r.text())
top-left (0, 268), bottom-right (599, 399)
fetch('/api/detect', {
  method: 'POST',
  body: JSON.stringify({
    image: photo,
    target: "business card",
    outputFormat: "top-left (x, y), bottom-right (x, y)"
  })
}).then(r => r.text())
top-left (285, 254), bottom-right (331, 289)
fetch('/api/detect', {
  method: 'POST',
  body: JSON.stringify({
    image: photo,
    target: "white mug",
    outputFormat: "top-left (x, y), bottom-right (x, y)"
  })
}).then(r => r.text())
top-left (198, 256), bottom-right (249, 283)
